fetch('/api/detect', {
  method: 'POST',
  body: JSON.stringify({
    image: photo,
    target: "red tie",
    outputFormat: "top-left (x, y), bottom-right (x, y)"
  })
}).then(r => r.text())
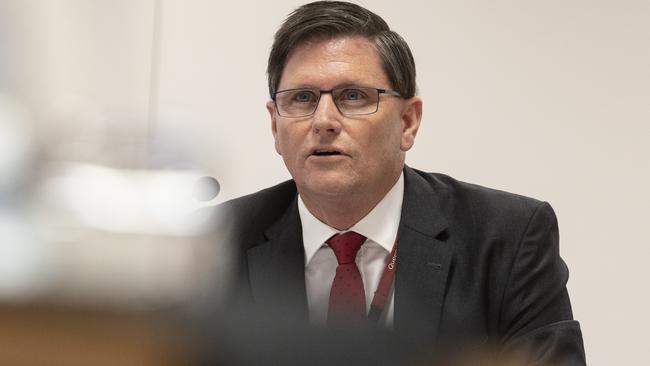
top-left (327, 231), bottom-right (367, 325)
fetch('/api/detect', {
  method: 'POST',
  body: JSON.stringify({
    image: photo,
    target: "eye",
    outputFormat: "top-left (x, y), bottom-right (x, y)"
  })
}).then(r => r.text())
top-left (293, 90), bottom-right (316, 102)
top-left (339, 88), bottom-right (367, 101)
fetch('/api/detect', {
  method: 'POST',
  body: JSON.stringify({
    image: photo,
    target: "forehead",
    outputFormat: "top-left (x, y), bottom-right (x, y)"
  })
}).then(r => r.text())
top-left (278, 36), bottom-right (391, 90)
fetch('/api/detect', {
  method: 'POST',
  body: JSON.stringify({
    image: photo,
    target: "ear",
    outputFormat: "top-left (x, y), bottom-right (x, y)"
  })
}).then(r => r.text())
top-left (267, 100), bottom-right (282, 155)
top-left (400, 96), bottom-right (422, 151)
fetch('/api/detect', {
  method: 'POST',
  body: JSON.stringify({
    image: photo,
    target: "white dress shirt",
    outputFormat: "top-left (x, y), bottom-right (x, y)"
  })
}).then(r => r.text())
top-left (298, 172), bottom-right (404, 327)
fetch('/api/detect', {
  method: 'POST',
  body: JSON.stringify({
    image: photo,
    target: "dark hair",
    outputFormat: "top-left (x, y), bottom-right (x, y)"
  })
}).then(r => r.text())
top-left (267, 1), bottom-right (417, 99)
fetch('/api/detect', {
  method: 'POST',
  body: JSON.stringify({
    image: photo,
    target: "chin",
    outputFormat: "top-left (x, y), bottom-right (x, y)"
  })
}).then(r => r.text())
top-left (301, 171), bottom-right (357, 197)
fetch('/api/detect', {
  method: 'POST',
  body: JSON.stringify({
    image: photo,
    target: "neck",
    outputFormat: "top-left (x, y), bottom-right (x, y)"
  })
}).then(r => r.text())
top-left (299, 169), bottom-right (402, 231)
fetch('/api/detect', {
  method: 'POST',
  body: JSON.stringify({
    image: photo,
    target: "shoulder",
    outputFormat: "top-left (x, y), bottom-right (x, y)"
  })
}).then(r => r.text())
top-left (407, 167), bottom-right (556, 235)
top-left (218, 179), bottom-right (297, 217)
top-left (200, 179), bottom-right (297, 237)
top-left (412, 169), bottom-right (552, 219)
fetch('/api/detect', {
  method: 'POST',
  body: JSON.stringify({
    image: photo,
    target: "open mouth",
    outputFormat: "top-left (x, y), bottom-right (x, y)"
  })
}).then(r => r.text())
top-left (312, 149), bottom-right (342, 156)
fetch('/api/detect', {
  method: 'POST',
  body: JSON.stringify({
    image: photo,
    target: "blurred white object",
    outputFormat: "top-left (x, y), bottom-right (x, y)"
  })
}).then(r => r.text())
top-left (0, 211), bottom-right (49, 300)
top-left (0, 95), bottom-right (48, 300)
top-left (37, 162), bottom-right (216, 236)
top-left (19, 163), bottom-right (221, 306)
top-left (0, 95), bottom-right (34, 194)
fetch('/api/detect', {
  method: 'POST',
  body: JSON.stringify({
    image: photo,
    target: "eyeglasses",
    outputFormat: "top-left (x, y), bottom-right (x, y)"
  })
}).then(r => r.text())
top-left (272, 87), bottom-right (402, 118)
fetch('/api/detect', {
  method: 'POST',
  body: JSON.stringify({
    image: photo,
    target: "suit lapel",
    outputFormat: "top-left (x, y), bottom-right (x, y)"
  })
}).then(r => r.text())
top-left (246, 196), bottom-right (309, 323)
top-left (243, 167), bottom-right (454, 333)
top-left (395, 166), bottom-right (454, 343)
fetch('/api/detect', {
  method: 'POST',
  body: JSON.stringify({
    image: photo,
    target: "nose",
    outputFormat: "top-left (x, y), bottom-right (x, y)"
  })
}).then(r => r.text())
top-left (311, 92), bottom-right (342, 135)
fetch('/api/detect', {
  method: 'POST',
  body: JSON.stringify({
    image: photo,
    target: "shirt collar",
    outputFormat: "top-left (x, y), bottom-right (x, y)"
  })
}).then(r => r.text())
top-left (298, 172), bottom-right (404, 265)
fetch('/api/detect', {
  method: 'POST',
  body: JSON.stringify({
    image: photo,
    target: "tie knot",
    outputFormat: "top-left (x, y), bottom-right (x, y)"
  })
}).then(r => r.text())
top-left (327, 231), bottom-right (366, 265)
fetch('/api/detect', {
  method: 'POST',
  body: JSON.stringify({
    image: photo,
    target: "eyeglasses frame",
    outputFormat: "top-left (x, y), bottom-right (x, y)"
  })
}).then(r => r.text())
top-left (271, 87), bottom-right (402, 118)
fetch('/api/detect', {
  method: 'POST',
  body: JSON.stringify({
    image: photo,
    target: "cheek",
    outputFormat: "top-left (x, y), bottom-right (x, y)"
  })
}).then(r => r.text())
top-left (275, 122), bottom-right (293, 145)
top-left (276, 124), bottom-right (304, 164)
top-left (351, 127), bottom-right (395, 170)
top-left (370, 118), bottom-right (402, 152)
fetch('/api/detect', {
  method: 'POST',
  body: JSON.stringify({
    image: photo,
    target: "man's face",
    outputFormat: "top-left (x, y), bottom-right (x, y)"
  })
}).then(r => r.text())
top-left (267, 36), bottom-right (421, 199)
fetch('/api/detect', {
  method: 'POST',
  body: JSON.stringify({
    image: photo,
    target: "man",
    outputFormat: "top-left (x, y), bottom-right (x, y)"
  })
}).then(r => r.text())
top-left (204, 1), bottom-right (585, 365)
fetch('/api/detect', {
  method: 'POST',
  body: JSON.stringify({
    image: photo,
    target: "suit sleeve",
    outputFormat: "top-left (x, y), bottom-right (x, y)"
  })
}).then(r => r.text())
top-left (499, 202), bottom-right (586, 365)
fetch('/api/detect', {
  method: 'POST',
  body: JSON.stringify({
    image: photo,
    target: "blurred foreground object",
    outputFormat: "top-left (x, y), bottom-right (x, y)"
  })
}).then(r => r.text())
top-left (0, 2), bottom-right (226, 364)
top-left (0, 303), bottom-right (195, 366)
top-left (1, 157), bottom-right (221, 306)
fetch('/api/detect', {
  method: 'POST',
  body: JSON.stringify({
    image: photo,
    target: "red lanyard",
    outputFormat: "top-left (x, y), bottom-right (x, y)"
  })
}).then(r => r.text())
top-left (367, 235), bottom-right (398, 323)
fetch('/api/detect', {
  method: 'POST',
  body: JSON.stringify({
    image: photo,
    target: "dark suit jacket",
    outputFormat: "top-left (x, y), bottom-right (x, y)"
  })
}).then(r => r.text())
top-left (202, 166), bottom-right (585, 365)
